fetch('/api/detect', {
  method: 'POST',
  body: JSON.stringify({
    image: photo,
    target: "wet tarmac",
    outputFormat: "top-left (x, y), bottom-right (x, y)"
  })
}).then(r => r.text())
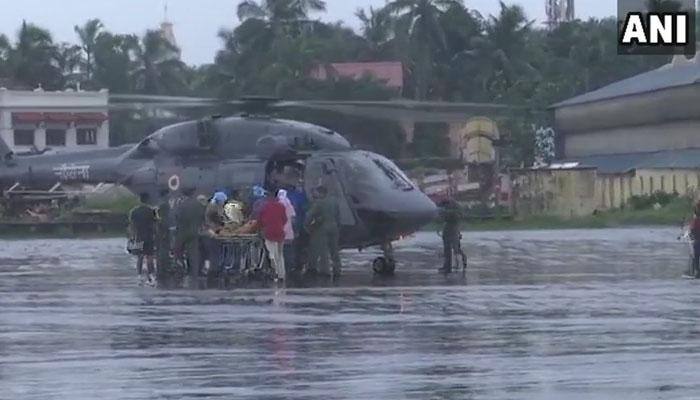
top-left (1, 228), bottom-right (700, 399)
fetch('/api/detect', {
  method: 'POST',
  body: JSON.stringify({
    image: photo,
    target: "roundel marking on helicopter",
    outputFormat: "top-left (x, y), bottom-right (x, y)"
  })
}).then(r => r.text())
top-left (168, 174), bottom-right (181, 191)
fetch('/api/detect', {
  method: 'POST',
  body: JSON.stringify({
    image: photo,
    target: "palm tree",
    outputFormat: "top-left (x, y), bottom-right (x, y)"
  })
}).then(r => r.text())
top-left (432, 4), bottom-right (483, 100)
top-left (56, 43), bottom-right (83, 87)
top-left (210, 25), bottom-right (253, 95)
top-left (384, 0), bottom-right (463, 99)
top-left (237, 0), bottom-right (327, 24)
top-left (93, 32), bottom-right (139, 92)
top-left (355, 7), bottom-right (393, 58)
top-left (646, 0), bottom-right (684, 12)
top-left (235, 0), bottom-right (328, 51)
top-left (209, 0), bottom-right (328, 97)
top-left (0, 34), bottom-right (10, 77)
top-left (131, 30), bottom-right (187, 94)
top-left (8, 21), bottom-right (62, 89)
top-left (74, 19), bottom-right (104, 82)
top-left (468, 2), bottom-right (536, 100)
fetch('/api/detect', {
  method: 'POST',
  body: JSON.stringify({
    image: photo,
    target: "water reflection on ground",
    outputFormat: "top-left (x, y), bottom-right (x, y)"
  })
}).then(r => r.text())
top-left (1, 228), bottom-right (700, 400)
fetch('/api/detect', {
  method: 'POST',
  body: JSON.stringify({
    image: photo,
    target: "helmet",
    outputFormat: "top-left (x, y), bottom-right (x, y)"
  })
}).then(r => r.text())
top-left (252, 185), bottom-right (266, 198)
top-left (212, 192), bottom-right (228, 204)
top-left (224, 200), bottom-right (245, 225)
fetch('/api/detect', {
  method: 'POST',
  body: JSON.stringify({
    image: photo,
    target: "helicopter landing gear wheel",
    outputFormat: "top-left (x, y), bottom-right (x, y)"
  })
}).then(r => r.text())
top-left (373, 242), bottom-right (396, 276)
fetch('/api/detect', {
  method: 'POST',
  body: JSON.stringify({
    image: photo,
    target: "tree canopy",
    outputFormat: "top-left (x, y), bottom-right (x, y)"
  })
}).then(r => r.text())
top-left (0, 2), bottom-right (675, 164)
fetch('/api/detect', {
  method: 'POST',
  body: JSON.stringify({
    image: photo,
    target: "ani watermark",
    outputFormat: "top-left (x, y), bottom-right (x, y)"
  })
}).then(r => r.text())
top-left (618, 0), bottom-right (696, 55)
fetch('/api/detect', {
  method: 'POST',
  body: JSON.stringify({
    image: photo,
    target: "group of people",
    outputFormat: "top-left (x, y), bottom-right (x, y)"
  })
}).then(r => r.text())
top-left (127, 181), bottom-right (343, 287)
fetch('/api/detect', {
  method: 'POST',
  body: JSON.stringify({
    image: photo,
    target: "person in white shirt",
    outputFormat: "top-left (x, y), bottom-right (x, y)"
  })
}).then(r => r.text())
top-left (277, 189), bottom-right (297, 272)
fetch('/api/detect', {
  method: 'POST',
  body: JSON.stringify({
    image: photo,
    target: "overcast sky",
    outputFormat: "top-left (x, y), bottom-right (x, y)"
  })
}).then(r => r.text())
top-left (0, 0), bottom-right (614, 66)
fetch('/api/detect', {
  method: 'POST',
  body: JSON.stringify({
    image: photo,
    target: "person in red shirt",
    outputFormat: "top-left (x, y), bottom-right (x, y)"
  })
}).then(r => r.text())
top-left (690, 202), bottom-right (700, 277)
top-left (259, 189), bottom-right (288, 281)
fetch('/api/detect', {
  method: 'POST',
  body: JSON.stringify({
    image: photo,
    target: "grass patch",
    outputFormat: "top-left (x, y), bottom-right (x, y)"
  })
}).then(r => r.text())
top-left (77, 194), bottom-right (139, 215)
top-left (426, 197), bottom-right (693, 232)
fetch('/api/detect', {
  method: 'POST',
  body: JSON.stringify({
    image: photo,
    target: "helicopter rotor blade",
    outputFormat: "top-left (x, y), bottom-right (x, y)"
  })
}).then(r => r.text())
top-left (104, 94), bottom-right (527, 122)
top-left (109, 94), bottom-right (218, 103)
top-left (108, 94), bottom-right (235, 111)
top-left (0, 94), bottom-right (231, 112)
top-left (274, 100), bottom-right (523, 123)
top-left (277, 99), bottom-right (518, 111)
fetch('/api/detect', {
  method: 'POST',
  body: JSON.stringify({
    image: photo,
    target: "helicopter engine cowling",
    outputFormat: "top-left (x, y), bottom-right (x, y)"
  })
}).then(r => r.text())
top-left (256, 135), bottom-right (292, 159)
top-left (149, 120), bottom-right (219, 156)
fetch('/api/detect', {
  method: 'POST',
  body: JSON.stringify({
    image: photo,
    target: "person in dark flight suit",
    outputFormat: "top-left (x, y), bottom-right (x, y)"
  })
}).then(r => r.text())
top-left (155, 189), bottom-right (172, 283)
top-left (174, 188), bottom-right (206, 282)
top-left (439, 198), bottom-right (466, 273)
top-left (287, 184), bottom-right (308, 273)
top-left (305, 186), bottom-right (342, 277)
top-left (204, 191), bottom-right (227, 277)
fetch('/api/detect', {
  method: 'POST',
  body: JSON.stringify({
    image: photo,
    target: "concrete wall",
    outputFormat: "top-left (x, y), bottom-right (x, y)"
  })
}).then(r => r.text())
top-left (596, 173), bottom-right (632, 209)
top-left (512, 168), bottom-right (700, 217)
top-left (596, 169), bottom-right (700, 209)
top-left (511, 168), bottom-right (598, 218)
top-left (564, 120), bottom-right (700, 157)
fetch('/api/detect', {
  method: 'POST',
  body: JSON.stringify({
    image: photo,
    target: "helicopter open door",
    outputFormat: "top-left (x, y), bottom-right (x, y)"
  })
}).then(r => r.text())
top-left (304, 156), bottom-right (357, 227)
top-left (263, 153), bottom-right (357, 227)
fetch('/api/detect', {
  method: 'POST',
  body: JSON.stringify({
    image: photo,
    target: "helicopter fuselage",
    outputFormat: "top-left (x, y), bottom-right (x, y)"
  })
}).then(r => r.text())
top-left (0, 115), bottom-right (437, 248)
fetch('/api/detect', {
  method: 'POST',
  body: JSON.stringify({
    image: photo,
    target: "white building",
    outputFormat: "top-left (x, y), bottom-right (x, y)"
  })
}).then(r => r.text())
top-left (160, 20), bottom-right (181, 59)
top-left (160, 3), bottom-right (181, 61)
top-left (0, 88), bottom-right (109, 154)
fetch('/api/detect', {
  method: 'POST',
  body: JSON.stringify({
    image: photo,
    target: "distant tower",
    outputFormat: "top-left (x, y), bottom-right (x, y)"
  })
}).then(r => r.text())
top-left (160, 2), bottom-right (181, 59)
top-left (546, 0), bottom-right (575, 28)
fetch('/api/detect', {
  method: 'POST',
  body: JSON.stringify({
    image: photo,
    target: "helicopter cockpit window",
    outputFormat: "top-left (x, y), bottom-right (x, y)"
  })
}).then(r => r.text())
top-left (371, 157), bottom-right (414, 191)
top-left (341, 152), bottom-right (414, 191)
top-left (339, 156), bottom-right (374, 184)
top-left (130, 137), bottom-right (159, 159)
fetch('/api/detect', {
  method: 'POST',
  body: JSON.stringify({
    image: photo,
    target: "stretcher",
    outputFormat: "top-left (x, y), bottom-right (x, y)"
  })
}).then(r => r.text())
top-left (214, 233), bottom-right (264, 272)
top-left (210, 233), bottom-right (276, 287)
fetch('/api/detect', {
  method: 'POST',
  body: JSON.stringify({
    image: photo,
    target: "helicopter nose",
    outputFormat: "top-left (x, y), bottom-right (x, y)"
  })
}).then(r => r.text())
top-left (404, 191), bottom-right (439, 230)
top-left (380, 190), bottom-right (438, 236)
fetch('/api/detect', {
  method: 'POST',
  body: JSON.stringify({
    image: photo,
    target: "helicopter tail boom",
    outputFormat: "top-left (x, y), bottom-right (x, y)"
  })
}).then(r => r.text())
top-left (0, 144), bottom-right (138, 193)
top-left (0, 135), bottom-right (12, 163)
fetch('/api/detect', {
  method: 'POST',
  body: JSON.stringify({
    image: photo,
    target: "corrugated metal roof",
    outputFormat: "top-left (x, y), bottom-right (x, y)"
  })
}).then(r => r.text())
top-left (552, 58), bottom-right (700, 108)
top-left (561, 148), bottom-right (700, 174)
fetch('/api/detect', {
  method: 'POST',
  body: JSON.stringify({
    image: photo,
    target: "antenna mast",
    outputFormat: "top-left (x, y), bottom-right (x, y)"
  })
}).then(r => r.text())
top-left (546, 0), bottom-right (575, 29)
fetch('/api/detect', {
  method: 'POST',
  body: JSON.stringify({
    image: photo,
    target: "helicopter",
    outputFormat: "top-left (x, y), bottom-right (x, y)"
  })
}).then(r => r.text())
top-left (0, 96), bottom-right (514, 274)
